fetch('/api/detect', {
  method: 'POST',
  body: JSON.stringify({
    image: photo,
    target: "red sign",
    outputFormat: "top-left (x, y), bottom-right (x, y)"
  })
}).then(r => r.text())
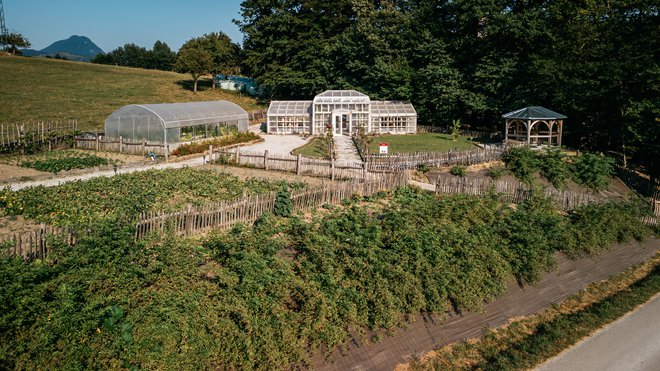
top-left (379, 143), bottom-right (388, 155)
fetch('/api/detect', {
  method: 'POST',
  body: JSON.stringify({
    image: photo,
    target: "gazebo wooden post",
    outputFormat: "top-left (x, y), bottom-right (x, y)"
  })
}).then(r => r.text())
top-left (505, 120), bottom-right (509, 142)
top-left (549, 120), bottom-right (554, 145)
top-left (558, 120), bottom-right (563, 146)
top-left (526, 119), bottom-right (532, 144)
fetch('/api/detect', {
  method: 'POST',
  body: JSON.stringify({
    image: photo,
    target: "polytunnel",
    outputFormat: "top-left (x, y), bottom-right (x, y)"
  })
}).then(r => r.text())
top-left (104, 100), bottom-right (249, 145)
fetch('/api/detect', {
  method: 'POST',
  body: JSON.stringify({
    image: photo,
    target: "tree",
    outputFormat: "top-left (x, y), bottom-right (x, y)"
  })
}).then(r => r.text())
top-left (175, 38), bottom-right (213, 94)
top-left (149, 40), bottom-right (176, 71)
top-left (1, 33), bottom-right (30, 55)
top-left (199, 32), bottom-right (240, 88)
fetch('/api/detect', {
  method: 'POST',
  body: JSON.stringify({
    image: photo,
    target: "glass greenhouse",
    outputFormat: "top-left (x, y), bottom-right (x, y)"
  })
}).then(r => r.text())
top-left (267, 90), bottom-right (416, 136)
top-left (104, 101), bottom-right (249, 145)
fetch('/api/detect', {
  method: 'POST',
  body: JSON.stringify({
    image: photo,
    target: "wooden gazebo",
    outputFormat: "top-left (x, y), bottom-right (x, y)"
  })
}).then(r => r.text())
top-left (503, 106), bottom-right (566, 146)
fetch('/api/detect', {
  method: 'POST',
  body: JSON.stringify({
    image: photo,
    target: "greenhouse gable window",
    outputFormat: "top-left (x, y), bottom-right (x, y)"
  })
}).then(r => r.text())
top-left (104, 101), bottom-right (249, 147)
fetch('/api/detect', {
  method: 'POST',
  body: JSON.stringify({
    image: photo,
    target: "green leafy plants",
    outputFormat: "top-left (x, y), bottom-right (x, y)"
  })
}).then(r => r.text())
top-left (450, 165), bottom-right (467, 177)
top-left (273, 188), bottom-right (293, 217)
top-left (503, 147), bottom-right (540, 184)
top-left (486, 166), bottom-right (505, 180)
top-left (21, 154), bottom-right (110, 173)
top-left (571, 153), bottom-right (614, 190)
top-left (539, 147), bottom-right (569, 188)
top-left (0, 187), bottom-right (652, 370)
top-left (0, 168), bottom-right (305, 226)
top-left (171, 131), bottom-right (260, 156)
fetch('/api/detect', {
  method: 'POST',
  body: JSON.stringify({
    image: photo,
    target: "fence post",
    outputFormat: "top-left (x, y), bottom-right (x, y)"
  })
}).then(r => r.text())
top-left (236, 148), bottom-right (241, 164)
top-left (331, 158), bottom-right (336, 181)
top-left (185, 204), bottom-right (193, 235)
top-left (209, 144), bottom-right (213, 162)
top-left (363, 161), bottom-right (368, 179)
top-left (297, 154), bottom-right (302, 175)
top-left (264, 150), bottom-right (269, 170)
top-left (142, 140), bottom-right (147, 155)
top-left (119, 136), bottom-right (123, 153)
top-left (96, 134), bottom-right (100, 151)
top-left (164, 144), bottom-right (169, 162)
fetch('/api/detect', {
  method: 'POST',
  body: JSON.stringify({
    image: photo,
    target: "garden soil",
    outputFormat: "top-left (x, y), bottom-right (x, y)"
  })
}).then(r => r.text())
top-left (312, 238), bottom-right (659, 370)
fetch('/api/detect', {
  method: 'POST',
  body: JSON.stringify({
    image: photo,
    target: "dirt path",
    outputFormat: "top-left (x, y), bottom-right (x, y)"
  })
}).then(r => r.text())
top-left (313, 238), bottom-right (659, 370)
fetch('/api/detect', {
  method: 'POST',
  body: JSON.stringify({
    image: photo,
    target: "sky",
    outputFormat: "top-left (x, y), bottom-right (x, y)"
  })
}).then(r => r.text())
top-left (3, 0), bottom-right (245, 52)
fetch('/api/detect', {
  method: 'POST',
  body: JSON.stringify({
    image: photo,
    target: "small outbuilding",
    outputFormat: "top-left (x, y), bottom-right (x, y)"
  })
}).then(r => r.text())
top-left (104, 101), bottom-right (249, 147)
top-left (503, 106), bottom-right (566, 146)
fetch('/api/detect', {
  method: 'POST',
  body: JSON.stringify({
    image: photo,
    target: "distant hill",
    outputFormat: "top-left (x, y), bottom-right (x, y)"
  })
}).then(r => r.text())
top-left (21, 35), bottom-right (104, 62)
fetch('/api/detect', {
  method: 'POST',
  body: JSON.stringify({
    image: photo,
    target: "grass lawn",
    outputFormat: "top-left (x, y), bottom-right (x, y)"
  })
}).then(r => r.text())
top-left (0, 56), bottom-right (264, 131)
top-left (291, 137), bottom-right (330, 158)
top-left (367, 133), bottom-right (478, 154)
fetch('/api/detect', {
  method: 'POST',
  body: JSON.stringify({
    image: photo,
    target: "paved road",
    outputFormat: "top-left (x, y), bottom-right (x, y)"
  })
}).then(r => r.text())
top-left (536, 293), bottom-right (660, 371)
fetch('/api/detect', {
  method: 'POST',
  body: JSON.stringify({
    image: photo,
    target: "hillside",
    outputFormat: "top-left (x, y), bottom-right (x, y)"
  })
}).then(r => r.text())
top-left (22, 35), bottom-right (104, 61)
top-left (0, 56), bottom-right (263, 130)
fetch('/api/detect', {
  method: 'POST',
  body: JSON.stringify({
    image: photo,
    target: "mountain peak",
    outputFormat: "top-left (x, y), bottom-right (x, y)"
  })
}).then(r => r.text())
top-left (25, 35), bottom-right (104, 61)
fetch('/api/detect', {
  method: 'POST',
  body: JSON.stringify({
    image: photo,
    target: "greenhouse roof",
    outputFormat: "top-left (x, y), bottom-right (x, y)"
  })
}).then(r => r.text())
top-left (107, 101), bottom-right (249, 129)
top-left (268, 101), bottom-right (313, 116)
top-left (502, 106), bottom-right (567, 120)
top-left (313, 90), bottom-right (370, 103)
top-left (371, 101), bottom-right (417, 116)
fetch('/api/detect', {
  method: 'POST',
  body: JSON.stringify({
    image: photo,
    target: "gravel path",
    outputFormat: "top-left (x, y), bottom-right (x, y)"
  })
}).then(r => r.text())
top-left (536, 293), bottom-right (660, 371)
top-left (4, 127), bottom-right (310, 191)
top-left (5, 156), bottom-right (207, 191)
top-left (313, 238), bottom-right (660, 370)
top-left (334, 135), bottom-right (362, 162)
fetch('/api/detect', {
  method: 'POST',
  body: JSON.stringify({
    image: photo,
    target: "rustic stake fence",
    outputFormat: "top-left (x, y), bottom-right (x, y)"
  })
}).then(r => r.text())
top-left (366, 145), bottom-right (513, 172)
top-left (1, 119), bottom-right (78, 150)
top-left (134, 172), bottom-right (409, 239)
top-left (74, 133), bottom-right (169, 156)
top-left (434, 175), bottom-right (597, 210)
top-left (1, 224), bottom-right (76, 261)
top-left (211, 148), bottom-right (367, 180)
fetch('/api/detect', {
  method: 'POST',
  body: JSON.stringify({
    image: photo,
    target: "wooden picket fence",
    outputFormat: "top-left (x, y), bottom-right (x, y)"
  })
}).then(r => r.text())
top-left (434, 175), bottom-right (597, 210)
top-left (74, 134), bottom-right (169, 156)
top-left (1, 119), bottom-right (78, 150)
top-left (1, 224), bottom-right (77, 261)
top-left (366, 145), bottom-right (512, 172)
top-left (212, 148), bottom-right (368, 180)
top-left (134, 172), bottom-right (409, 239)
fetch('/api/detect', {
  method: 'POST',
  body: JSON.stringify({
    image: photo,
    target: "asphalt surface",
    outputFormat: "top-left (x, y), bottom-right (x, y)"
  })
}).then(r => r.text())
top-left (536, 293), bottom-right (660, 371)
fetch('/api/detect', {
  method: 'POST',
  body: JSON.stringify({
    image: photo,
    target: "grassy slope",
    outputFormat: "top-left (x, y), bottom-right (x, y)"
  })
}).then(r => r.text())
top-left (291, 137), bottom-right (330, 158)
top-left (0, 56), bottom-right (263, 130)
top-left (368, 133), bottom-right (477, 154)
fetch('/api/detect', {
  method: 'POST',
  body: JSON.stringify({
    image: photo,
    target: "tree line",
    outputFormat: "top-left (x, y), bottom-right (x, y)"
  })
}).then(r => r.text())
top-left (91, 32), bottom-right (241, 94)
top-left (235, 0), bottom-right (658, 175)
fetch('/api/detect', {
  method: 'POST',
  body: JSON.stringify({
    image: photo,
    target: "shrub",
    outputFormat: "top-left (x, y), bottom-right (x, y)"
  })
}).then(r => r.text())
top-left (274, 188), bottom-right (293, 217)
top-left (571, 153), bottom-right (614, 190)
top-left (539, 147), bottom-right (569, 188)
top-left (416, 163), bottom-right (431, 173)
top-left (450, 165), bottom-right (467, 177)
top-left (487, 166), bottom-right (505, 180)
top-left (503, 147), bottom-right (540, 184)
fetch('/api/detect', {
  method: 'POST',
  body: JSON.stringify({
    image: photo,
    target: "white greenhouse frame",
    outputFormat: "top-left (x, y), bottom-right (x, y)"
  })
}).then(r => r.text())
top-left (267, 90), bottom-right (416, 136)
top-left (104, 101), bottom-right (249, 147)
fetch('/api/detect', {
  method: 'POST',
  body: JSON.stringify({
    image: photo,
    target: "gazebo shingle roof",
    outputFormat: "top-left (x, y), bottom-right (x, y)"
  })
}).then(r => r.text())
top-left (502, 106), bottom-right (567, 120)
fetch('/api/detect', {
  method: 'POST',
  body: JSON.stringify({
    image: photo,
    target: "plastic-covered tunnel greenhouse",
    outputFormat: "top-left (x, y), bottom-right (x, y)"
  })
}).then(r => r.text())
top-left (104, 101), bottom-right (249, 146)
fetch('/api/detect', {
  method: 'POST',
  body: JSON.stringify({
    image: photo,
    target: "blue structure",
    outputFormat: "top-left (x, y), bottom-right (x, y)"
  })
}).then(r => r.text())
top-left (214, 75), bottom-right (260, 97)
